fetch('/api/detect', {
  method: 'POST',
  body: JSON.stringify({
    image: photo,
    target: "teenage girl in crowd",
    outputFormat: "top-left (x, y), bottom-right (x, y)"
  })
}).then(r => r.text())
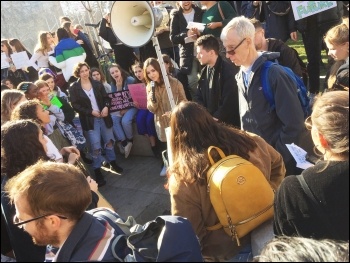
top-left (90, 67), bottom-right (112, 93)
top-left (324, 17), bottom-right (349, 91)
top-left (167, 101), bottom-right (285, 261)
top-left (10, 99), bottom-right (76, 163)
top-left (9, 38), bottom-right (38, 82)
top-left (29, 31), bottom-right (55, 71)
top-left (108, 63), bottom-right (138, 158)
top-left (17, 82), bottom-right (69, 151)
top-left (143, 57), bottom-right (187, 176)
top-left (0, 89), bottom-right (26, 126)
top-left (274, 91), bottom-right (349, 241)
top-left (69, 62), bottom-right (123, 187)
top-left (132, 62), bottom-right (158, 157)
top-left (1, 120), bottom-right (97, 262)
top-left (1, 78), bottom-right (16, 89)
top-left (39, 72), bottom-right (68, 101)
top-left (1, 39), bottom-right (13, 81)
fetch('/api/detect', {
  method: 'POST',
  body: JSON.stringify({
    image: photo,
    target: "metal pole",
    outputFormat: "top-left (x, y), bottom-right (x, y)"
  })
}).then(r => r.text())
top-left (151, 35), bottom-right (175, 110)
top-left (84, 1), bottom-right (99, 57)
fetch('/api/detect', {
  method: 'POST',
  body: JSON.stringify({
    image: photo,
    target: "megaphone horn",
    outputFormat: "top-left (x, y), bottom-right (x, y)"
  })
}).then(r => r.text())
top-left (110, 1), bottom-right (169, 48)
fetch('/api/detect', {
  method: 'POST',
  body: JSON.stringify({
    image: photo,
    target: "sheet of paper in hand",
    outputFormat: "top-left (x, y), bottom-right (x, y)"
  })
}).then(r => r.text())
top-left (186, 21), bottom-right (206, 32)
top-left (128, 83), bottom-right (147, 110)
top-left (1, 53), bottom-right (10, 69)
top-left (108, 90), bottom-right (134, 113)
top-left (10, 51), bottom-right (30, 69)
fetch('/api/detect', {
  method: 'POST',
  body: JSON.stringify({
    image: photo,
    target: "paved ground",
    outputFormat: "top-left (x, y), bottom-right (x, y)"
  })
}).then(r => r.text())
top-left (89, 152), bottom-right (171, 225)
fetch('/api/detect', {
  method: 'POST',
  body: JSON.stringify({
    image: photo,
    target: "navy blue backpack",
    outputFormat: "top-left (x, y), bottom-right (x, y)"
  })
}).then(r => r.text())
top-left (261, 61), bottom-right (311, 119)
top-left (57, 207), bottom-right (203, 262)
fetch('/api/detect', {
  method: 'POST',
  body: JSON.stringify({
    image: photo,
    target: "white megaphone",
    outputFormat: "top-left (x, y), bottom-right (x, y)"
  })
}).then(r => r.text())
top-left (110, 1), bottom-right (169, 48)
top-left (110, 1), bottom-right (175, 110)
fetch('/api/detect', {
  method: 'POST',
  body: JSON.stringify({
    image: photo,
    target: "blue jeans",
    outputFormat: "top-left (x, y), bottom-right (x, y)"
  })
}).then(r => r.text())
top-left (227, 243), bottom-right (252, 262)
top-left (111, 107), bottom-right (138, 141)
top-left (86, 117), bottom-right (116, 169)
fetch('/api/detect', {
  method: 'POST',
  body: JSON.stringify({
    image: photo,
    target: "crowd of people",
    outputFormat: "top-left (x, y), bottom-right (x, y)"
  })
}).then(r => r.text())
top-left (1, 1), bottom-right (349, 262)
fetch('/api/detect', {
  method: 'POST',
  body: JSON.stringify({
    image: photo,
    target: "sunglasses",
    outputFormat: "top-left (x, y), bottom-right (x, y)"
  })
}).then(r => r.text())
top-left (13, 214), bottom-right (68, 228)
top-left (222, 38), bottom-right (246, 55)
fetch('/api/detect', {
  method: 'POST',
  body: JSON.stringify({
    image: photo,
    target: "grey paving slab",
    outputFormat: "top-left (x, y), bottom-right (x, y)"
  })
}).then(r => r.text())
top-left (93, 155), bottom-right (171, 224)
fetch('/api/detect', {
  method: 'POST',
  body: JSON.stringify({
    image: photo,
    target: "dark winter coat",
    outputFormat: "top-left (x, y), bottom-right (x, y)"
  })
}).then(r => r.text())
top-left (68, 78), bottom-right (112, 131)
top-left (170, 5), bottom-right (204, 74)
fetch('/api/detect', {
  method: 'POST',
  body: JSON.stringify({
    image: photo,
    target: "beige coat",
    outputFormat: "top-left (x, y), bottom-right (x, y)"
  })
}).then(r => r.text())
top-left (146, 76), bottom-right (187, 142)
top-left (168, 133), bottom-right (286, 261)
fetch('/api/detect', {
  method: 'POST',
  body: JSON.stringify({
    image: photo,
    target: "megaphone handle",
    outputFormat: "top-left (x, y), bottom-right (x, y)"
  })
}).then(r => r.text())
top-left (151, 35), bottom-right (176, 110)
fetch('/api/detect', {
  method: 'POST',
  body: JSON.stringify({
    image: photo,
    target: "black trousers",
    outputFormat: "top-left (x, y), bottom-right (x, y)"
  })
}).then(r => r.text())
top-left (301, 15), bottom-right (322, 94)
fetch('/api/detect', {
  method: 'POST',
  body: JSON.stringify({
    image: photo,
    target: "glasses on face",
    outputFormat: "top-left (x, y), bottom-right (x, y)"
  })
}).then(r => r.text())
top-left (222, 38), bottom-right (246, 55)
top-left (304, 116), bottom-right (313, 130)
top-left (13, 214), bottom-right (68, 228)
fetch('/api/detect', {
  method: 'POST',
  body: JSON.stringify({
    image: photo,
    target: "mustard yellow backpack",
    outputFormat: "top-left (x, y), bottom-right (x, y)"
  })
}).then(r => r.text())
top-left (206, 146), bottom-right (275, 246)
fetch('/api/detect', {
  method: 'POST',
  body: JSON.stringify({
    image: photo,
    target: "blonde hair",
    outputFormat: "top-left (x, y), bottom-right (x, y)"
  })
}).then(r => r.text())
top-left (325, 18), bottom-right (349, 90)
top-left (34, 80), bottom-right (49, 90)
top-left (1, 89), bottom-right (25, 124)
top-left (324, 17), bottom-right (349, 46)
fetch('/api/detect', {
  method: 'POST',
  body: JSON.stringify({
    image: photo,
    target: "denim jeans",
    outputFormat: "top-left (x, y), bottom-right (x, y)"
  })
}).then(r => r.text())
top-left (86, 117), bottom-right (116, 169)
top-left (227, 243), bottom-right (252, 262)
top-left (111, 107), bottom-right (138, 142)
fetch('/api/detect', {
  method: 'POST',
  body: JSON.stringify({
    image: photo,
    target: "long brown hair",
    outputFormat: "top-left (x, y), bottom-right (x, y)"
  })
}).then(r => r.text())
top-left (143, 57), bottom-right (164, 85)
top-left (34, 31), bottom-right (53, 55)
top-left (168, 101), bottom-right (257, 183)
top-left (1, 39), bottom-right (13, 56)
top-left (9, 38), bottom-right (30, 53)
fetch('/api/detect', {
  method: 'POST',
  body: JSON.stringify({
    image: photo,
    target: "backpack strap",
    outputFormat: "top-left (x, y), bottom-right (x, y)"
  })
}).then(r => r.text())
top-left (217, 2), bottom-right (225, 20)
top-left (296, 174), bottom-right (340, 239)
top-left (206, 223), bottom-right (222, 231)
top-left (207, 146), bottom-right (226, 165)
top-left (261, 61), bottom-right (277, 112)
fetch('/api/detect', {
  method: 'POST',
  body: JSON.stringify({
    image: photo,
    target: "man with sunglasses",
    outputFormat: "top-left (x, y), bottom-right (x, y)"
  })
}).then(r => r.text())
top-left (221, 16), bottom-right (307, 176)
top-left (4, 161), bottom-right (118, 262)
top-left (194, 34), bottom-right (240, 127)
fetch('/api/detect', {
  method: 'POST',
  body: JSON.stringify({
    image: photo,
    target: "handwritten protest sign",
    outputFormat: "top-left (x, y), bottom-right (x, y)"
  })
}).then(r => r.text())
top-left (1, 53), bottom-right (10, 69)
top-left (10, 51), bottom-right (30, 69)
top-left (108, 90), bottom-right (134, 113)
top-left (291, 1), bottom-right (337, 21)
top-left (128, 83), bottom-right (147, 110)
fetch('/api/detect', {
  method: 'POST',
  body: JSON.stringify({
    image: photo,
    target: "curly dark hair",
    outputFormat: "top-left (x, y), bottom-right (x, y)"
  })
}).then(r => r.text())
top-left (10, 99), bottom-right (43, 125)
top-left (1, 120), bottom-right (49, 178)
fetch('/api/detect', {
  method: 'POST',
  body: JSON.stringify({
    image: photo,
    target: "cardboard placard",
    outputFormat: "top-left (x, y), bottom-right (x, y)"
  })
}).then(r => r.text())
top-left (108, 90), bottom-right (134, 113)
top-left (291, 1), bottom-right (337, 21)
top-left (128, 83), bottom-right (147, 110)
